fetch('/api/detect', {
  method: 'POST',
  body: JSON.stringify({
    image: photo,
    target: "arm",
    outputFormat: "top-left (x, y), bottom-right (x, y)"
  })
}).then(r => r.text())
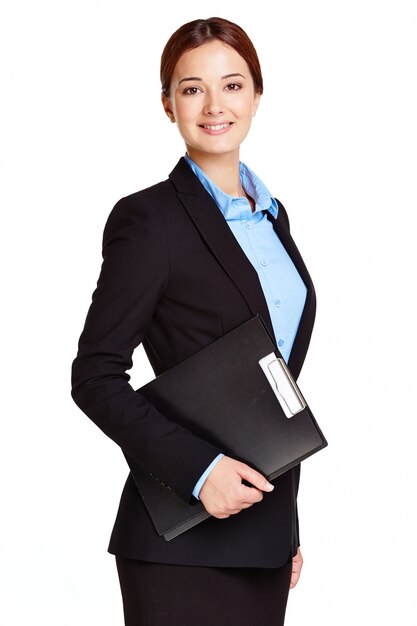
top-left (70, 194), bottom-right (224, 504)
top-left (275, 197), bottom-right (302, 547)
top-left (295, 462), bottom-right (301, 546)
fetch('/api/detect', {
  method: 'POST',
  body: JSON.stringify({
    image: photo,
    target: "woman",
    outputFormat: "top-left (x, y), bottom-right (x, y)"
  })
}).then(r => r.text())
top-left (71, 16), bottom-right (316, 626)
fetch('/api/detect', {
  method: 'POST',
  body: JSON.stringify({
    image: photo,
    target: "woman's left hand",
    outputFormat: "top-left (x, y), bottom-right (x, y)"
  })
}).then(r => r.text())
top-left (290, 547), bottom-right (303, 589)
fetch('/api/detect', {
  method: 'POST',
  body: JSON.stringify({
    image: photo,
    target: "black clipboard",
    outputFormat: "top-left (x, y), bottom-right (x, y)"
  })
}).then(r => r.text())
top-left (126, 313), bottom-right (328, 540)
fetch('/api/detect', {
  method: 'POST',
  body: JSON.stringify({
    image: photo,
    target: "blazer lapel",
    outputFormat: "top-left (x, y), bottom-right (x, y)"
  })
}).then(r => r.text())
top-left (265, 207), bottom-right (317, 378)
top-left (168, 157), bottom-right (316, 379)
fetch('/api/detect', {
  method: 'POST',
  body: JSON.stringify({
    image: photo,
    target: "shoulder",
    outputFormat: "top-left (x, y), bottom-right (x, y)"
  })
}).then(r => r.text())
top-left (102, 179), bottom-right (174, 244)
top-left (274, 197), bottom-right (291, 233)
top-left (107, 178), bottom-right (174, 222)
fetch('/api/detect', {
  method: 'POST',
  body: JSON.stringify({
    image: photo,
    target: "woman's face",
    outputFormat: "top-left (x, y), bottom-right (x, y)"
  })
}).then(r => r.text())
top-left (162, 39), bottom-right (261, 160)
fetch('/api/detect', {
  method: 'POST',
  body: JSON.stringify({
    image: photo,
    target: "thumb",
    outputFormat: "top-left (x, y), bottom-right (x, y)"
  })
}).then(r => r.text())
top-left (238, 463), bottom-right (275, 492)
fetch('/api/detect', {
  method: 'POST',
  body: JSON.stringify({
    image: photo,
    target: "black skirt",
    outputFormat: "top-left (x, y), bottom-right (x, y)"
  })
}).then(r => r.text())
top-left (115, 554), bottom-right (293, 626)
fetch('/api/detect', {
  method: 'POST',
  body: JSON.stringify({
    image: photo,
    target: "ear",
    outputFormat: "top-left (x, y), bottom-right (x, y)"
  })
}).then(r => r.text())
top-left (252, 92), bottom-right (261, 117)
top-left (161, 93), bottom-right (176, 123)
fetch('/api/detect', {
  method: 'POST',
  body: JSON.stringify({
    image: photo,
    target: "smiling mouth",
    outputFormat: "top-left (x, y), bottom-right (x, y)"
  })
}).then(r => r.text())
top-left (199, 122), bottom-right (234, 130)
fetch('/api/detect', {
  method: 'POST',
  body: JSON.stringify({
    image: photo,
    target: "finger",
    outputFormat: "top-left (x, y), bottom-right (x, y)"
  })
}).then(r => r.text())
top-left (290, 572), bottom-right (299, 588)
top-left (238, 464), bottom-right (274, 493)
top-left (240, 484), bottom-right (264, 502)
top-left (239, 501), bottom-right (255, 509)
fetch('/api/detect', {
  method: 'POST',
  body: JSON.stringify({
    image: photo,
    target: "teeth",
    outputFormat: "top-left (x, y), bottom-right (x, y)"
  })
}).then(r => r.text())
top-left (202, 123), bottom-right (231, 130)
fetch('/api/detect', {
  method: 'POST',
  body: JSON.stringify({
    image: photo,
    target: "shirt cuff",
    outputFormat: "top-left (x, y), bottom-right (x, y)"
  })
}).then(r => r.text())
top-left (192, 453), bottom-right (225, 500)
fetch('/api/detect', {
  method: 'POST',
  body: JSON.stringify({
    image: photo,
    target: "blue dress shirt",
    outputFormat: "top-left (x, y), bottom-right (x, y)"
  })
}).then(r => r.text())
top-left (183, 152), bottom-right (307, 500)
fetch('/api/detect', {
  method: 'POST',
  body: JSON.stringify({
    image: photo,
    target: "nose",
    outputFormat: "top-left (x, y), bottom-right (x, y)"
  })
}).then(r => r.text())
top-left (203, 90), bottom-right (224, 116)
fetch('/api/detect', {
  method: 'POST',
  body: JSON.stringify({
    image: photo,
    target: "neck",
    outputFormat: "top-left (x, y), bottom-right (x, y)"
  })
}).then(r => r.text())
top-left (185, 148), bottom-right (244, 197)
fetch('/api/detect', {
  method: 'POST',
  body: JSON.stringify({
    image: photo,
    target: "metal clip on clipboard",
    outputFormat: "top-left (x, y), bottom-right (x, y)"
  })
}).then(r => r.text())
top-left (258, 352), bottom-right (307, 418)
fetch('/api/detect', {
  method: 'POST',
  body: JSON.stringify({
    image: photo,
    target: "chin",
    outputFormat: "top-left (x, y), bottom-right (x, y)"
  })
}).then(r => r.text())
top-left (188, 140), bottom-right (242, 155)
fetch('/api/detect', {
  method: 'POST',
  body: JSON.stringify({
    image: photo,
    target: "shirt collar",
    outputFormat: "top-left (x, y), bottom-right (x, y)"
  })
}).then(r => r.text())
top-left (183, 152), bottom-right (278, 221)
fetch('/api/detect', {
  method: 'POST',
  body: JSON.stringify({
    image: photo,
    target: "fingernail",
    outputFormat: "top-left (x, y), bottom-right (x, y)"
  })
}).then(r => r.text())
top-left (265, 482), bottom-right (274, 490)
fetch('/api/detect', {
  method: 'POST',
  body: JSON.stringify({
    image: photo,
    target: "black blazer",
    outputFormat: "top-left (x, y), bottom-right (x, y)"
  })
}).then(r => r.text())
top-left (71, 156), bottom-right (317, 568)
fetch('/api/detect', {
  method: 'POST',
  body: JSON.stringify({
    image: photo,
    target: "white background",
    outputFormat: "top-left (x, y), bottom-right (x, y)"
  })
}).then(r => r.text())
top-left (1, 1), bottom-right (416, 624)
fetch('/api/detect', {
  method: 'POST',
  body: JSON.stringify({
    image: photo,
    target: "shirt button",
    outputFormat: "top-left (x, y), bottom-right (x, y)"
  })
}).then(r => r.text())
top-left (274, 299), bottom-right (281, 308)
top-left (278, 339), bottom-right (284, 347)
top-left (245, 222), bottom-right (252, 229)
top-left (260, 259), bottom-right (267, 266)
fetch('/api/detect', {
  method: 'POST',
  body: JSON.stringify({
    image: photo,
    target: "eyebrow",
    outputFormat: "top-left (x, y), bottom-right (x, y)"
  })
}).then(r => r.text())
top-left (178, 73), bottom-right (246, 86)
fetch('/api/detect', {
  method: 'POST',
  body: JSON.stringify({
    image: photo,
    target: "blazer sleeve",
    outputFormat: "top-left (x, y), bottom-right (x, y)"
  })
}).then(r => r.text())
top-left (276, 195), bottom-right (302, 548)
top-left (70, 193), bottom-right (224, 504)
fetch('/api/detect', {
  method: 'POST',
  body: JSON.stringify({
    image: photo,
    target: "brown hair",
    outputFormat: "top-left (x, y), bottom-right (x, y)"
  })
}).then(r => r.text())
top-left (160, 17), bottom-right (263, 98)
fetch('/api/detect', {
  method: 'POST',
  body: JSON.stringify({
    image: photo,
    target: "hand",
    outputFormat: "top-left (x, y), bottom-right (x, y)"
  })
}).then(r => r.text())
top-left (198, 455), bottom-right (275, 519)
top-left (290, 547), bottom-right (303, 589)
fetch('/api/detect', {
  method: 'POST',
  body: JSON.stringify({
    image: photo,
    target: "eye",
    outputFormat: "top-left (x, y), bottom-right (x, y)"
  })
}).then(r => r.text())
top-left (182, 86), bottom-right (201, 95)
top-left (225, 83), bottom-right (242, 91)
